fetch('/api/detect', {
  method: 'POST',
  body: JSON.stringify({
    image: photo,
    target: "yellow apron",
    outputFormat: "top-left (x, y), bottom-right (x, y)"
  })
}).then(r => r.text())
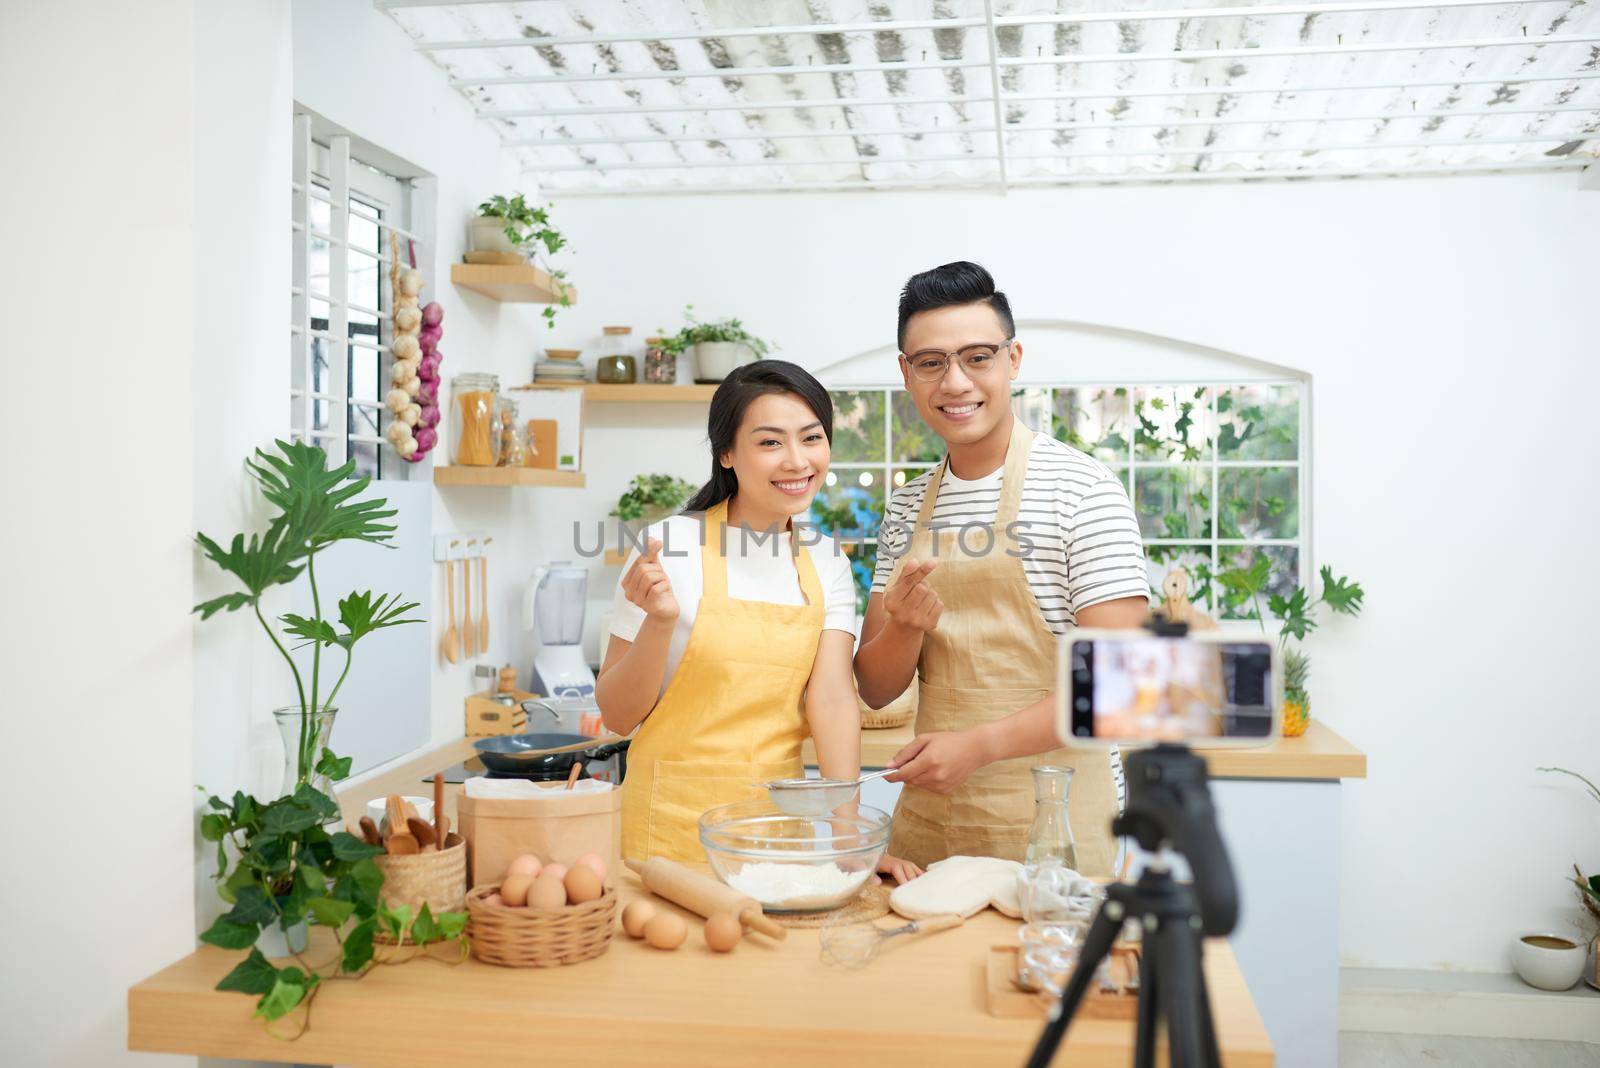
top-left (620, 499), bottom-right (826, 863)
top-left (886, 417), bottom-right (1120, 876)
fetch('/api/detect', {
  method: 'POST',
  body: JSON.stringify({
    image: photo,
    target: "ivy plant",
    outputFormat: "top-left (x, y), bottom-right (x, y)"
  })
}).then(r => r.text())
top-left (611, 473), bottom-right (697, 523)
top-left (661, 304), bottom-right (774, 357)
top-left (477, 193), bottom-right (571, 328)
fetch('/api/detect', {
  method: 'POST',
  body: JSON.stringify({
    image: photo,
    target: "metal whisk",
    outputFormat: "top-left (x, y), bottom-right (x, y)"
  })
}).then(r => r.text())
top-left (819, 913), bottom-right (964, 968)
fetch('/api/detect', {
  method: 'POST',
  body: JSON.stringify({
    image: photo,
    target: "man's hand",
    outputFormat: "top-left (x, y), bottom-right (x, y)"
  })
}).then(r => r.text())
top-left (877, 853), bottom-right (923, 885)
top-left (886, 730), bottom-right (991, 795)
top-left (622, 538), bottom-right (678, 621)
top-left (883, 558), bottom-right (942, 633)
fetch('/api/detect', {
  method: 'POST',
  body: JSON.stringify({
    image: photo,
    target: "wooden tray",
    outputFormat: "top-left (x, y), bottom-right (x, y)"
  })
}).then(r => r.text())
top-left (985, 943), bottom-right (1141, 1019)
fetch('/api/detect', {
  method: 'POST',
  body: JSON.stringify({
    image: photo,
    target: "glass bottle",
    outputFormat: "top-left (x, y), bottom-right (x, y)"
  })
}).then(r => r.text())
top-left (449, 372), bottom-right (500, 466)
top-left (1025, 765), bottom-right (1078, 869)
top-left (596, 325), bottom-right (638, 384)
top-left (644, 336), bottom-right (676, 384)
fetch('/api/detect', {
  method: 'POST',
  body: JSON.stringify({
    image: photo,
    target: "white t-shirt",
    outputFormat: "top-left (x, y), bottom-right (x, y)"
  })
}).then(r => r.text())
top-left (609, 513), bottom-right (858, 698)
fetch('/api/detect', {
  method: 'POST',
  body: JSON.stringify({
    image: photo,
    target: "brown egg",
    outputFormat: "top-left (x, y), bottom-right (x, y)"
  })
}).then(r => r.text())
top-left (541, 863), bottom-right (569, 884)
top-left (644, 911), bottom-right (687, 950)
top-left (564, 865), bottom-right (603, 905)
top-left (505, 854), bottom-right (542, 880)
top-left (528, 871), bottom-right (568, 910)
top-left (574, 852), bottom-right (608, 881)
top-left (704, 912), bottom-right (743, 953)
top-left (484, 893), bottom-right (505, 908)
top-left (621, 900), bottom-right (656, 938)
top-left (499, 874), bottom-right (534, 907)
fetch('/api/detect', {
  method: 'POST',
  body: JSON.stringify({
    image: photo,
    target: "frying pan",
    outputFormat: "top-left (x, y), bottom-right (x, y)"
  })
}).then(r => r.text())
top-left (473, 731), bottom-right (631, 776)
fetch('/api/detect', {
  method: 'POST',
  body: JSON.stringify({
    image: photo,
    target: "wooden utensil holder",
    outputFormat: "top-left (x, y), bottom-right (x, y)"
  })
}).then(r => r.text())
top-left (466, 688), bottom-right (532, 736)
top-left (466, 883), bottom-right (617, 967)
top-left (372, 838), bottom-right (467, 943)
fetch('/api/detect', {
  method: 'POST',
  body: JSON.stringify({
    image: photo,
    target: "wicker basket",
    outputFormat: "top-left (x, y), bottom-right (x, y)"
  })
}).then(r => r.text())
top-left (372, 839), bottom-right (467, 943)
top-left (466, 882), bottom-right (618, 967)
top-left (860, 681), bottom-right (917, 730)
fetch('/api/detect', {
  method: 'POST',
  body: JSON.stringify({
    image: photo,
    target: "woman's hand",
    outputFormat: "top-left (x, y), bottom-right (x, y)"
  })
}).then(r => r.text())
top-left (877, 854), bottom-right (923, 885)
top-left (623, 538), bottom-right (678, 622)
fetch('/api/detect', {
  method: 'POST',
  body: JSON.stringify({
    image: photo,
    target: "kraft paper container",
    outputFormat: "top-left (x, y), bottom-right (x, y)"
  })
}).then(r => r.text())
top-left (458, 783), bottom-right (623, 888)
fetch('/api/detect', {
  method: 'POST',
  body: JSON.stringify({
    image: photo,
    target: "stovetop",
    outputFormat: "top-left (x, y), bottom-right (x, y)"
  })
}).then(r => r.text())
top-left (429, 761), bottom-right (620, 785)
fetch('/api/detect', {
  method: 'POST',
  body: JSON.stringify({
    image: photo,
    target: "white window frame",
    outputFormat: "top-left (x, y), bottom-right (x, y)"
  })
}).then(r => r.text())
top-left (823, 378), bottom-right (1310, 618)
top-left (290, 113), bottom-right (429, 478)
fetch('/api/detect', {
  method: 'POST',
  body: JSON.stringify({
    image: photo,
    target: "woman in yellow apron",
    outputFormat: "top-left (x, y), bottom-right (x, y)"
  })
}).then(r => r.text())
top-left (596, 360), bottom-right (920, 882)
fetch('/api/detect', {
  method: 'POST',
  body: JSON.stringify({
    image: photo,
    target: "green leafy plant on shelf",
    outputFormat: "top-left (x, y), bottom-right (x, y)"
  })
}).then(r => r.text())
top-left (1536, 766), bottom-right (1600, 934)
top-left (191, 441), bottom-right (459, 1031)
top-left (611, 472), bottom-right (698, 524)
top-left (1216, 557), bottom-right (1365, 734)
top-left (477, 193), bottom-right (571, 328)
top-left (660, 304), bottom-right (774, 357)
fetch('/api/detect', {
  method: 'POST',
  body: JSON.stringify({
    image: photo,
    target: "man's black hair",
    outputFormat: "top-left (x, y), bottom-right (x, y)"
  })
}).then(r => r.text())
top-left (896, 261), bottom-right (1015, 350)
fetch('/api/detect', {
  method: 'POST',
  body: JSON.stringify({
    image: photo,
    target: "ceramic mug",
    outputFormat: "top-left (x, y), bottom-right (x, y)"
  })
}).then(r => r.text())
top-left (365, 795), bottom-right (435, 832)
top-left (1510, 932), bottom-right (1585, 991)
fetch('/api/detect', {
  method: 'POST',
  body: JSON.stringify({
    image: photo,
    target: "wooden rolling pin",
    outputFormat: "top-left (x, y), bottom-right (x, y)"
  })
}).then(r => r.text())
top-left (624, 858), bottom-right (787, 941)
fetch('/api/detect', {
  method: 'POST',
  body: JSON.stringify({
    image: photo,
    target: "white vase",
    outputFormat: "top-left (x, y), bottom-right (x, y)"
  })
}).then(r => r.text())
top-left (469, 216), bottom-right (521, 255)
top-left (693, 341), bottom-right (755, 383)
top-left (256, 919), bottom-right (309, 959)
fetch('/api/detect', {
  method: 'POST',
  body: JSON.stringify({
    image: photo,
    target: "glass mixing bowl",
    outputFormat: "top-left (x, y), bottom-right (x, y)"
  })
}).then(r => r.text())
top-left (698, 799), bottom-right (891, 913)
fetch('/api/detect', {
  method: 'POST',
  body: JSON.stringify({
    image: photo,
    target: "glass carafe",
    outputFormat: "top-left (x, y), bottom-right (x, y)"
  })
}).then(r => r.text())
top-left (1025, 765), bottom-right (1078, 869)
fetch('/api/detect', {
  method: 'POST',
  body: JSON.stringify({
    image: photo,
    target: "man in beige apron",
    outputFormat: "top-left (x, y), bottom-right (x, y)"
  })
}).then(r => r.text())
top-left (854, 261), bottom-right (1151, 875)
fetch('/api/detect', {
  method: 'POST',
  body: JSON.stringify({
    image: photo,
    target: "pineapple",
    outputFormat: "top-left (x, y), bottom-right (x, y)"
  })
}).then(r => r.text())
top-left (1282, 646), bottom-right (1311, 738)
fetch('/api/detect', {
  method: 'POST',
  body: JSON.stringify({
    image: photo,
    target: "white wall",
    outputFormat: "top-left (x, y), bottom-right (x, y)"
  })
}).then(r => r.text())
top-left (544, 174), bottom-right (1600, 972)
top-left (1, 2), bottom-right (200, 1064)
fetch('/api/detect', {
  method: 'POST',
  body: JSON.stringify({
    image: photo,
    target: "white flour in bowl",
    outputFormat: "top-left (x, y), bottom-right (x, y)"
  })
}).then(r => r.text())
top-left (726, 861), bottom-right (872, 909)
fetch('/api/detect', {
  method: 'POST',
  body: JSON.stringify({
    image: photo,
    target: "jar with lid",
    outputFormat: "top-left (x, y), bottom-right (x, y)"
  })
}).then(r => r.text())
top-left (644, 336), bottom-right (676, 384)
top-left (450, 372), bottom-right (501, 466)
top-left (495, 395), bottom-right (526, 467)
top-left (596, 325), bottom-right (638, 384)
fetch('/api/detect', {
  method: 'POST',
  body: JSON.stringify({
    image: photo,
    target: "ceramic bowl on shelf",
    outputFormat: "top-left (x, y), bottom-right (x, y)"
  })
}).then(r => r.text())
top-left (1510, 932), bottom-right (1586, 991)
top-left (698, 799), bottom-right (889, 913)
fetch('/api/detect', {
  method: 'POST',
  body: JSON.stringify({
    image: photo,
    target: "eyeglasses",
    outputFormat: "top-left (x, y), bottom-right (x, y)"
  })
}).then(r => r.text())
top-left (900, 340), bottom-right (1013, 383)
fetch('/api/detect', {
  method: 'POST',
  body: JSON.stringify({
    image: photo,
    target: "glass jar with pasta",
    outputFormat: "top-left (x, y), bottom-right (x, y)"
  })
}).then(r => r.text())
top-left (450, 372), bottom-right (501, 466)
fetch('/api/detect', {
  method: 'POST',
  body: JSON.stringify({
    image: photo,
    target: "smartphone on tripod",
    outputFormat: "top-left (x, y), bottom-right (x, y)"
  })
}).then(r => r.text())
top-left (1057, 629), bottom-right (1282, 748)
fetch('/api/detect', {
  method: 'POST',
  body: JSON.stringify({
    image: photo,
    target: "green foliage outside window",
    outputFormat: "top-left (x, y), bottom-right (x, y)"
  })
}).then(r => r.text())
top-left (813, 383), bottom-right (1305, 619)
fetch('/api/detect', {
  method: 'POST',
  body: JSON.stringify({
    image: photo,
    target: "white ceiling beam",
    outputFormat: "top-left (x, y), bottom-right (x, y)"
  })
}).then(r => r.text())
top-left (414, 1), bottom-right (1543, 51)
top-left (477, 71), bottom-right (1600, 120)
top-left (526, 133), bottom-right (1595, 174)
top-left (537, 158), bottom-right (1593, 198)
top-left (981, 0), bottom-right (1009, 193)
top-left (504, 103), bottom-right (1600, 149)
top-left (449, 33), bottom-right (1600, 88)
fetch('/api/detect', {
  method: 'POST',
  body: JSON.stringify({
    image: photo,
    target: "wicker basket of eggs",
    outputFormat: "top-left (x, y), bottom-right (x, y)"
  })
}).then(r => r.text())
top-left (466, 853), bottom-right (617, 967)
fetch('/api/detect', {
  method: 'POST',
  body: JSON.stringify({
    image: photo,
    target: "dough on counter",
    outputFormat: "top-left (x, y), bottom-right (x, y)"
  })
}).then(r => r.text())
top-left (889, 855), bottom-right (1024, 920)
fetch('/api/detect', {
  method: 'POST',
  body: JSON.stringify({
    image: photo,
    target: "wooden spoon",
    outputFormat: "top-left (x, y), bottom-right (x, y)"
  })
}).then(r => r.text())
top-left (462, 558), bottom-right (476, 658)
top-left (358, 816), bottom-right (382, 846)
top-left (440, 560), bottom-right (459, 664)
top-left (385, 795), bottom-right (418, 855)
top-left (433, 773), bottom-right (445, 850)
top-left (407, 817), bottom-right (438, 852)
top-left (565, 762), bottom-right (583, 790)
top-left (477, 553), bottom-right (490, 652)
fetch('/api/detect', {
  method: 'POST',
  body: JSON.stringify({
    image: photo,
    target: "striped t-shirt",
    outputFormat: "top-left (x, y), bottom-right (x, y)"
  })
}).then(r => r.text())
top-left (869, 432), bottom-right (1148, 819)
top-left (870, 433), bottom-right (1150, 622)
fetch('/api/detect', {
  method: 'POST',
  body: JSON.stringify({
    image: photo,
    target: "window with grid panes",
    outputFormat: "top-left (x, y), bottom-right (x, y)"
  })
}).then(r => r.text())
top-left (290, 116), bottom-right (421, 479)
top-left (816, 384), bottom-right (1304, 619)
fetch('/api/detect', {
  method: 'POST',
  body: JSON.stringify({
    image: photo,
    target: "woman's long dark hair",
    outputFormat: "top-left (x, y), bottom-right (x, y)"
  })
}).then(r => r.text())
top-left (682, 360), bottom-right (834, 514)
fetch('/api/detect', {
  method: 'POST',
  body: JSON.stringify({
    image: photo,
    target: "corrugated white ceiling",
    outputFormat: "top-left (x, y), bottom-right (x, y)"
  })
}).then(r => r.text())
top-left (381, 0), bottom-right (1600, 194)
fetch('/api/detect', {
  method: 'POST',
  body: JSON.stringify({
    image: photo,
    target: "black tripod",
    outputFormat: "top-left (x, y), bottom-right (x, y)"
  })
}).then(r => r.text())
top-left (1025, 744), bottom-right (1239, 1068)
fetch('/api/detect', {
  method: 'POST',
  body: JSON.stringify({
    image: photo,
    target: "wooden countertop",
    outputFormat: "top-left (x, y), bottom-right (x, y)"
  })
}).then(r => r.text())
top-left (807, 719), bottom-right (1366, 781)
top-left (129, 875), bottom-right (1272, 1067)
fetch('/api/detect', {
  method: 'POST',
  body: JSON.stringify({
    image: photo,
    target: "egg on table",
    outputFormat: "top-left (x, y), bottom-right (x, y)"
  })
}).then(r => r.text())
top-left (644, 911), bottom-right (687, 951)
top-left (621, 900), bottom-right (656, 938)
top-left (704, 912), bottom-right (742, 953)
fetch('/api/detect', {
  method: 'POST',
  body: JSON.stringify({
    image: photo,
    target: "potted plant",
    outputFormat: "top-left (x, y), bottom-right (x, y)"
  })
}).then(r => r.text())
top-left (1214, 559), bottom-right (1365, 737)
top-left (611, 473), bottom-right (697, 538)
top-left (1537, 765), bottom-right (1600, 987)
top-left (472, 193), bottom-right (572, 328)
top-left (663, 305), bottom-right (774, 383)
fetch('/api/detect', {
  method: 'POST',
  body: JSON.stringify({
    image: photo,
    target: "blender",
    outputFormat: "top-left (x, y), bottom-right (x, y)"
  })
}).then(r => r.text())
top-left (521, 561), bottom-right (596, 698)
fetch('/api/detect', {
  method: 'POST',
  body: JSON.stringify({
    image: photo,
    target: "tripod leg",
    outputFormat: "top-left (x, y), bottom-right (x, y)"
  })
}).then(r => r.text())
top-left (1132, 921), bottom-right (1160, 1068)
top-left (1190, 921), bottom-right (1222, 1068)
top-left (1025, 902), bottom-right (1125, 1068)
top-left (1159, 915), bottom-right (1208, 1068)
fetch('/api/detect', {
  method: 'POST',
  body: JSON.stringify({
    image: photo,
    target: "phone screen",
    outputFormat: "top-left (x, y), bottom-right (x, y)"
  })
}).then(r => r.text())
top-left (1067, 636), bottom-right (1276, 743)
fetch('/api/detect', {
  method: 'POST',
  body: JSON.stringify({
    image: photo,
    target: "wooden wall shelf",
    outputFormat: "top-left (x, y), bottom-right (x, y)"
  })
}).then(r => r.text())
top-left (450, 263), bottom-right (575, 304)
top-left (433, 466), bottom-right (586, 488)
top-left (512, 383), bottom-right (717, 404)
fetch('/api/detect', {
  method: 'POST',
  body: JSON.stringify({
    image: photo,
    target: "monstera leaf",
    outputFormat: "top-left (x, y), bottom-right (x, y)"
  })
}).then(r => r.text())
top-left (247, 439), bottom-right (398, 554)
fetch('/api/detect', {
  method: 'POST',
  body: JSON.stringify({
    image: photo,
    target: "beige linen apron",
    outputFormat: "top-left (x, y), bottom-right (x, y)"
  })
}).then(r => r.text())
top-left (885, 418), bottom-right (1119, 876)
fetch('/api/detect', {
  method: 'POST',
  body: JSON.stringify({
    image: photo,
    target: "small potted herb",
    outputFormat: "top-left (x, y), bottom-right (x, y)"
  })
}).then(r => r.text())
top-left (472, 193), bottom-right (572, 328)
top-left (611, 473), bottom-right (697, 537)
top-left (664, 305), bottom-right (774, 383)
